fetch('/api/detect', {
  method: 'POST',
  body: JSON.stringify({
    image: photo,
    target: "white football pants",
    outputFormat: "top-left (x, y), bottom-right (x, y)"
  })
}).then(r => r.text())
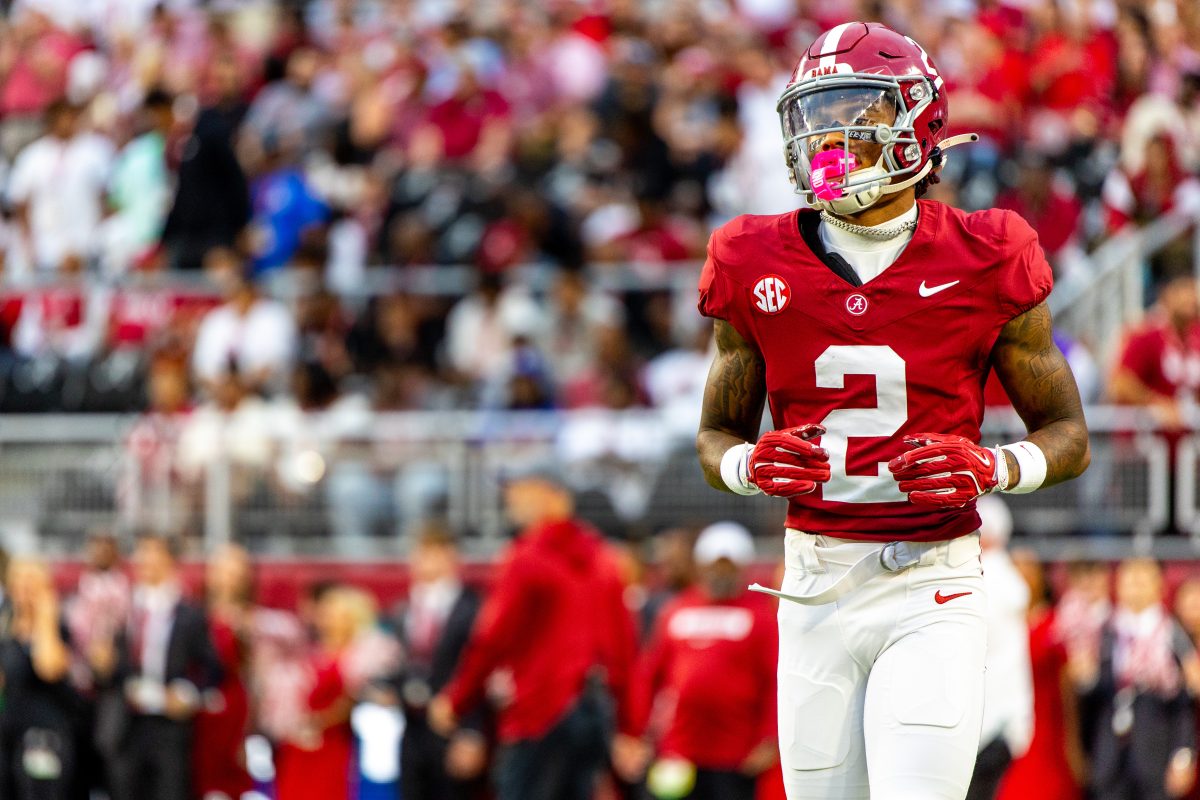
top-left (775, 530), bottom-right (987, 800)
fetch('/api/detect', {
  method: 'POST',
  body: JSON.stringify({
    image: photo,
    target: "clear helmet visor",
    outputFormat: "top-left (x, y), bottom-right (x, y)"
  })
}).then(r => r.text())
top-left (781, 85), bottom-right (901, 148)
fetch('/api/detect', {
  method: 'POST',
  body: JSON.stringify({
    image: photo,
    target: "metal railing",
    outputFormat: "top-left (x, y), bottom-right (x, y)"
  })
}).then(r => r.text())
top-left (1050, 210), bottom-right (1200, 369)
top-left (0, 406), bottom-right (1186, 560)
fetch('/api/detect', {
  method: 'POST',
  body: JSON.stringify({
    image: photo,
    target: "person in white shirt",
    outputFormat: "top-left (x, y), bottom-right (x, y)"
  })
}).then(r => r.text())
top-left (6, 100), bottom-right (114, 272)
top-left (442, 272), bottom-right (543, 387)
top-left (191, 248), bottom-right (297, 395)
top-left (969, 495), bottom-right (1034, 800)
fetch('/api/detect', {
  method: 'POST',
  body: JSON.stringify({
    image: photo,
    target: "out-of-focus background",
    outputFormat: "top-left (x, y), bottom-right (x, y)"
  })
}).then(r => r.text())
top-left (1, 0), bottom-right (1200, 798)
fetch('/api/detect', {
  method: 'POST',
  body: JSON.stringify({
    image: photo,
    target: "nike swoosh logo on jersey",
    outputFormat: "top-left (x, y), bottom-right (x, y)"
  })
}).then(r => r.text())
top-left (919, 279), bottom-right (960, 297)
top-left (934, 590), bottom-right (973, 605)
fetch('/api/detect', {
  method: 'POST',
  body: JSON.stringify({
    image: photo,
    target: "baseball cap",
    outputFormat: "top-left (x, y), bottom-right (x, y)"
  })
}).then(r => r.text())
top-left (694, 522), bottom-right (756, 566)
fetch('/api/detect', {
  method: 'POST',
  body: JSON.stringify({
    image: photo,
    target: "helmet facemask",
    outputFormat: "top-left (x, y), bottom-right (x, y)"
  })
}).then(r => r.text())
top-left (778, 74), bottom-right (933, 216)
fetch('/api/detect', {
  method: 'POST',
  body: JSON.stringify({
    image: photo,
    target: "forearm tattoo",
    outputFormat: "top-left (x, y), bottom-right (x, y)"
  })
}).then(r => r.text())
top-left (991, 303), bottom-right (1091, 487)
top-left (697, 320), bottom-right (767, 490)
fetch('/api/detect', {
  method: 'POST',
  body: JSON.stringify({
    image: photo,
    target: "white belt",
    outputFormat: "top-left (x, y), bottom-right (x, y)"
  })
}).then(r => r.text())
top-left (749, 540), bottom-right (922, 606)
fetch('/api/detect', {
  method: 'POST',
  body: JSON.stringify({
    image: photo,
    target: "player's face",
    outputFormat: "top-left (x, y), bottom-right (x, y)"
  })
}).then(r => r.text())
top-left (785, 86), bottom-right (899, 170)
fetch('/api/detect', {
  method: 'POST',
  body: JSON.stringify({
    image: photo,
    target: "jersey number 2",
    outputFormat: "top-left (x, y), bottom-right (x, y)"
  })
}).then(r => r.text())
top-left (815, 345), bottom-right (907, 503)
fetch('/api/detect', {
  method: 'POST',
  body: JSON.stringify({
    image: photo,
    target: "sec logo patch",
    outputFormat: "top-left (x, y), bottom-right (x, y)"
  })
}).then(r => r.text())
top-left (753, 275), bottom-right (790, 314)
top-left (845, 293), bottom-right (868, 316)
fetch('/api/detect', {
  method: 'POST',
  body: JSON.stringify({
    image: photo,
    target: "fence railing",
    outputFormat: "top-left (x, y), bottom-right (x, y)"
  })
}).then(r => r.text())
top-left (0, 406), bottom-right (1192, 560)
top-left (1050, 210), bottom-right (1200, 369)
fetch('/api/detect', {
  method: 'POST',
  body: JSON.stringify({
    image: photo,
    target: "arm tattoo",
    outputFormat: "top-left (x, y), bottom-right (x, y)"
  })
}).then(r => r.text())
top-left (991, 303), bottom-right (1091, 487)
top-left (696, 320), bottom-right (767, 491)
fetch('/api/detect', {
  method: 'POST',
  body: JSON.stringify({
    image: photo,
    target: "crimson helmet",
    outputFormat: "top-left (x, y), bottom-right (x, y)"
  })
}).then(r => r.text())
top-left (778, 22), bottom-right (977, 215)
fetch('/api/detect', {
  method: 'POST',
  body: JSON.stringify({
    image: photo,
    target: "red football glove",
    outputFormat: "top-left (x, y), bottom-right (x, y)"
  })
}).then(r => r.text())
top-left (748, 424), bottom-right (832, 497)
top-left (887, 433), bottom-right (1000, 509)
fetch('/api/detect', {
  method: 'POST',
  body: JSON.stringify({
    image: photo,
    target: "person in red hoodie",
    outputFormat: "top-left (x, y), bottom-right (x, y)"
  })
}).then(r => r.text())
top-left (429, 465), bottom-right (643, 800)
top-left (634, 521), bottom-right (778, 800)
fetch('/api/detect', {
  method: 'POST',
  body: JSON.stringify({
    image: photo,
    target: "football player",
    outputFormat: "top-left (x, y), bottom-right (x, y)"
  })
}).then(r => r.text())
top-left (695, 22), bottom-right (1090, 800)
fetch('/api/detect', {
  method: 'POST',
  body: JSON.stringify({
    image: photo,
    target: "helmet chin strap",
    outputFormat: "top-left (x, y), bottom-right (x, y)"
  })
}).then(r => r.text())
top-left (817, 132), bottom-right (979, 215)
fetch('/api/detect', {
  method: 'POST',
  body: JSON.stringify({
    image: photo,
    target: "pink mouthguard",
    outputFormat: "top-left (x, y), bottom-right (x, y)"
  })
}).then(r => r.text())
top-left (809, 150), bottom-right (858, 201)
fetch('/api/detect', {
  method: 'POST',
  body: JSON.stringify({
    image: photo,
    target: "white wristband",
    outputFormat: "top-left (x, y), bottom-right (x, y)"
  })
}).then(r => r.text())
top-left (720, 443), bottom-right (761, 496)
top-left (999, 441), bottom-right (1048, 494)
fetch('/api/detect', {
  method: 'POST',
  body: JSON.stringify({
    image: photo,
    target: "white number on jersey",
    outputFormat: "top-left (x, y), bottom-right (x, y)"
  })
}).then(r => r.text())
top-left (815, 345), bottom-right (908, 503)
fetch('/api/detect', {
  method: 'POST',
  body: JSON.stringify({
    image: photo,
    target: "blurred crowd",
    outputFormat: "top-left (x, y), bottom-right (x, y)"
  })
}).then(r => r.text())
top-left (9, 475), bottom-right (1200, 799)
top-left (0, 0), bottom-right (1194, 418)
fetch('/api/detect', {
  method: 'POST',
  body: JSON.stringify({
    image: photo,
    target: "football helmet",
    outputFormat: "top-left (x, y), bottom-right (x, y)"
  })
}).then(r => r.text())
top-left (779, 22), bottom-right (978, 215)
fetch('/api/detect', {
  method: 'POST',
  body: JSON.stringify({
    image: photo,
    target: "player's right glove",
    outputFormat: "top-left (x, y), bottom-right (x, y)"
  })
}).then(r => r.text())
top-left (748, 424), bottom-right (832, 497)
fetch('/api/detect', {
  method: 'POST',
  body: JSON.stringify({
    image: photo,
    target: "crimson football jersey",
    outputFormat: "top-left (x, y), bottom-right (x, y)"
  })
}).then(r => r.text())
top-left (698, 200), bottom-right (1052, 541)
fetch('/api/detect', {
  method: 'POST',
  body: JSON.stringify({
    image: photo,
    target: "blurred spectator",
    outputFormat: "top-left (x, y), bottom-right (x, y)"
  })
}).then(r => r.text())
top-left (394, 527), bottom-right (487, 800)
top-left (995, 155), bottom-right (1085, 279)
top-left (121, 359), bottom-right (193, 528)
top-left (246, 140), bottom-right (329, 276)
top-left (710, 46), bottom-right (797, 217)
top-left (969, 497), bottom-right (1033, 800)
top-left (634, 521), bottom-right (777, 800)
top-left (175, 366), bottom-right (273, 514)
top-left (1110, 275), bottom-right (1200, 429)
top-left (10, 249), bottom-right (109, 362)
top-left (1176, 577), bottom-right (1200, 649)
top-left (100, 89), bottom-right (174, 276)
top-left (1104, 131), bottom-right (1200, 234)
top-left (273, 585), bottom-right (401, 800)
top-left (419, 58), bottom-right (511, 164)
top-left (590, 187), bottom-right (699, 266)
top-left (64, 531), bottom-right (129, 797)
top-left (191, 248), bottom-right (297, 394)
top-left (1056, 558), bottom-right (1114, 767)
top-left (536, 267), bottom-right (625, 391)
top-left (241, 47), bottom-right (329, 162)
top-left (103, 533), bottom-right (223, 800)
top-left (642, 526), bottom-right (698, 635)
top-left (429, 466), bottom-right (640, 800)
top-left (6, 100), bottom-right (112, 274)
top-left (442, 271), bottom-right (543, 388)
top-left (293, 278), bottom-right (353, 379)
top-left (1000, 549), bottom-right (1085, 800)
top-left (65, 531), bottom-right (130, 691)
top-left (272, 362), bottom-right (370, 509)
top-left (192, 544), bottom-right (254, 800)
top-left (1083, 558), bottom-right (1198, 800)
top-left (642, 321), bottom-right (711, 437)
top-left (0, 558), bottom-right (79, 800)
top-left (0, 9), bottom-right (84, 156)
top-left (161, 108), bottom-right (251, 271)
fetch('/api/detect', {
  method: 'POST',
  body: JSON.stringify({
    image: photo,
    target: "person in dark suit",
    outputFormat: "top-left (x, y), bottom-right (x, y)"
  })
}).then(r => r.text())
top-left (394, 527), bottom-right (487, 800)
top-left (1084, 558), bottom-right (1198, 800)
top-left (92, 534), bottom-right (222, 800)
top-left (0, 559), bottom-right (81, 800)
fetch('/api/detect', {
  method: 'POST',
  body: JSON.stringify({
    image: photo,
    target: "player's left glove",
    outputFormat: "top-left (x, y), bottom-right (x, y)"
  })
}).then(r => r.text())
top-left (887, 433), bottom-right (1001, 509)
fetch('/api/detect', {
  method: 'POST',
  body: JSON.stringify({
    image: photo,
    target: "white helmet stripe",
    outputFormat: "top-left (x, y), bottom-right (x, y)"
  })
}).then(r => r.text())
top-left (818, 22), bottom-right (855, 69)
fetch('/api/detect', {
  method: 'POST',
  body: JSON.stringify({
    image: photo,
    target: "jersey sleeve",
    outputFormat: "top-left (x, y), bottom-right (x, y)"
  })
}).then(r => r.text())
top-left (996, 212), bottom-right (1054, 320)
top-left (697, 221), bottom-right (756, 345)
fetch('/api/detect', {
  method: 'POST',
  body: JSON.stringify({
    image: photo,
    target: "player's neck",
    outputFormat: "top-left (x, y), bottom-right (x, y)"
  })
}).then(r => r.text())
top-left (836, 193), bottom-right (917, 228)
